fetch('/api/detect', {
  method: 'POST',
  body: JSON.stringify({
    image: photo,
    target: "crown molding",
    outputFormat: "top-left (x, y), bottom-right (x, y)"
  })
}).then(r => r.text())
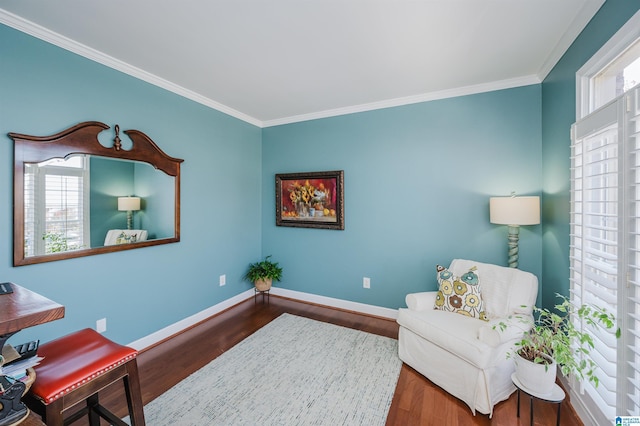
top-left (536, 0), bottom-right (605, 81)
top-left (262, 75), bottom-right (541, 127)
top-left (1, 8), bottom-right (546, 129)
top-left (0, 9), bottom-right (263, 128)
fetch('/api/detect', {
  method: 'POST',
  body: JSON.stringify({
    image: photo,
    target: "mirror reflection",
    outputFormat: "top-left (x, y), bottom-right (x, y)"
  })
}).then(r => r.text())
top-left (9, 121), bottom-right (183, 266)
top-left (24, 155), bottom-right (175, 257)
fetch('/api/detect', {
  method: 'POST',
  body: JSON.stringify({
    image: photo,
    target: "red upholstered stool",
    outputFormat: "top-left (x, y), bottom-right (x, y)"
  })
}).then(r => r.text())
top-left (26, 328), bottom-right (145, 426)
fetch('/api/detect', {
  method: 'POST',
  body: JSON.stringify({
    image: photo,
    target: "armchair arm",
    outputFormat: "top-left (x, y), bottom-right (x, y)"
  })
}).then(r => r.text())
top-left (478, 314), bottom-right (534, 347)
top-left (406, 292), bottom-right (437, 311)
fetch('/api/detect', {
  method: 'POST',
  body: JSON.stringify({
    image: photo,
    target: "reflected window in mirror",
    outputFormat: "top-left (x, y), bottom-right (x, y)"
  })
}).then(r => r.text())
top-left (24, 155), bottom-right (90, 256)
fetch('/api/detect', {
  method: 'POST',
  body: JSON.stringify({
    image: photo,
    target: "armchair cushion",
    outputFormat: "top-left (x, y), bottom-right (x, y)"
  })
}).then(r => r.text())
top-left (448, 259), bottom-right (537, 319)
top-left (434, 265), bottom-right (487, 321)
top-left (104, 229), bottom-right (148, 246)
top-left (398, 307), bottom-right (493, 368)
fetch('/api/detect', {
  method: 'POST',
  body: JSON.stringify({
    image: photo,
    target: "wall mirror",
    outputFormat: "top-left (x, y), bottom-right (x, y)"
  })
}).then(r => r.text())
top-left (9, 121), bottom-right (183, 266)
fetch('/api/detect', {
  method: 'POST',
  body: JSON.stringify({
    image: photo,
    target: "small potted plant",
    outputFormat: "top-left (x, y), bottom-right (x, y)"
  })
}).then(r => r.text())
top-left (497, 293), bottom-right (619, 395)
top-left (243, 255), bottom-right (283, 291)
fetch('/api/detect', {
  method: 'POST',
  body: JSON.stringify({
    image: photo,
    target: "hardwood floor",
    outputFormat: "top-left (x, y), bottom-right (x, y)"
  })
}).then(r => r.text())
top-left (22, 294), bottom-right (583, 425)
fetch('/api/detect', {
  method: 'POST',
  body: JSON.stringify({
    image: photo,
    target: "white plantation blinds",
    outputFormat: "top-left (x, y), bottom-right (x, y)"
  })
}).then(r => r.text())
top-left (23, 164), bottom-right (37, 257)
top-left (625, 87), bottom-right (640, 415)
top-left (24, 156), bottom-right (90, 256)
top-left (570, 99), bottom-right (620, 422)
top-left (570, 85), bottom-right (640, 421)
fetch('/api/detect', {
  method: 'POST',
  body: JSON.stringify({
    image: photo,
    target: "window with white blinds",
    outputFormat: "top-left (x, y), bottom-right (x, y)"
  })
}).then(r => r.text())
top-left (570, 85), bottom-right (640, 422)
top-left (24, 156), bottom-right (90, 256)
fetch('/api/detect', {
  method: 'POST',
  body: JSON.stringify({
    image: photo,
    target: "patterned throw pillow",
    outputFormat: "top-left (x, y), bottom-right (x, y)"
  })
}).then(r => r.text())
top-left (434, 265), bottom-right (488, 321)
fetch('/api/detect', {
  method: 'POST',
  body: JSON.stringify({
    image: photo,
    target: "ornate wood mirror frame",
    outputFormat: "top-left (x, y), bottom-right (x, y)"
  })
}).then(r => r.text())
top-left (9, 121), bottom-right (183, 266)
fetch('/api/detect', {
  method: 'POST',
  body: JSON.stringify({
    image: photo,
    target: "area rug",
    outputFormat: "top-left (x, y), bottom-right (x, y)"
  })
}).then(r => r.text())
top-left (141, 313), bottom-right (401, 425)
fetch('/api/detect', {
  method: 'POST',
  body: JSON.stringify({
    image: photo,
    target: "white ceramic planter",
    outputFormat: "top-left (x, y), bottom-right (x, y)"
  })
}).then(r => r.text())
top-left (514, 351), bottom-right (557, 395)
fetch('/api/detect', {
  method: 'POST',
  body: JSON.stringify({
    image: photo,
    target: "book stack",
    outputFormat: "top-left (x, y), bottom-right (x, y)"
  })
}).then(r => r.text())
top-left (1, 340), bottom-right (42, 387)
top-left (0, 343), bottom-right (33, 426)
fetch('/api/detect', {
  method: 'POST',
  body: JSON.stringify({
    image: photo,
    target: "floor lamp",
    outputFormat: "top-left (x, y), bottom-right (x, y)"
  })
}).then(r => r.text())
top-left (118, 196), bottom-right (141, 230)
top-left (489, 195), bottom-right (540, 268)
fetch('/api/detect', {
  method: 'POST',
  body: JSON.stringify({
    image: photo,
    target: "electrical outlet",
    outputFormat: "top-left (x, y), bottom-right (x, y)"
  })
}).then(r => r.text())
top-left (363, 277), bottom-right (371, 289)
top-left (96, 318), bottom-right (107, 333)
top-left (219, 274), bottom-right (226, 286)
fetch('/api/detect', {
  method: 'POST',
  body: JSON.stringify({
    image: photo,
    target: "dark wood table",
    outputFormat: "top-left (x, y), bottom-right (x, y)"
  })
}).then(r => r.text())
top-left (0, 282), bottom-right (65, 343)
top-left (1, 282), bottom-right (64, 426)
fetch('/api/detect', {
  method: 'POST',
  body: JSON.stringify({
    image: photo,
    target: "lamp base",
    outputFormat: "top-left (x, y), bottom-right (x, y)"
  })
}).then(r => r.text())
top-left (507, 225), bottom-right (520, 268)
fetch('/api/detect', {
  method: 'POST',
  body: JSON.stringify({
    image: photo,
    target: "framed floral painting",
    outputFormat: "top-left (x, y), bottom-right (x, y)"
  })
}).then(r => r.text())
top-left (275, 170), bottom-right (344, 230)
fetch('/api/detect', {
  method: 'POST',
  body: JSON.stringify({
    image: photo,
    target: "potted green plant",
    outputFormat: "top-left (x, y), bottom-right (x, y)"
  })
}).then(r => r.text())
top-left (243, 255), bottom-right (283, 291)
top-left (498, 293), bottom-right (619, 395)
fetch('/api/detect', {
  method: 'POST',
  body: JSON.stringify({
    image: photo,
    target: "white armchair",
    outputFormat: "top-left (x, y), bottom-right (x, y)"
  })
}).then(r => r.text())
top-left (396, 259), bottom-right (538, 416)
top-left (104, 229), bottom-right (148, 246)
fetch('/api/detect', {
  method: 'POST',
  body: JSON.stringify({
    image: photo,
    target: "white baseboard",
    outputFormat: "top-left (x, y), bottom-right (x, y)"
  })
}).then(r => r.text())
top-left (558, 374), bottom-right (602, 426)
top-left (128, 289), bottom-right (255, 350)
top-left (568, 388), bottom-right (597, 426)
top-left (269, 287), bottom-right (399, 320)
top-left (128, 287), bottom-right (399, 350)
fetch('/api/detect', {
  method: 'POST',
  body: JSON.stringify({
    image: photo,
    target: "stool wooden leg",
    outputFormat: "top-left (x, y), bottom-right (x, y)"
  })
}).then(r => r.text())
top-left (87, 393), bottom-right (100, 426)
top-left (44, 399), bottom-right (64, 426)
top-left (125, 360), bottom-right (146, 426)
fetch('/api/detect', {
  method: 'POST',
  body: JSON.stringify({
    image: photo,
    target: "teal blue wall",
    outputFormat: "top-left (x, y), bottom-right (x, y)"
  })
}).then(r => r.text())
top-left (134, 161), bottom-right (176, 239)
top-left (0, 24), bottom-right (262, 345)
top-left (541, 1), bottom-right (640, 308)
top-left (90, 157), bottom-right (135, 247)
top-left (89, 157), bottom-right (175, 246)
top-left (262, 87), bottom-right (543, 309)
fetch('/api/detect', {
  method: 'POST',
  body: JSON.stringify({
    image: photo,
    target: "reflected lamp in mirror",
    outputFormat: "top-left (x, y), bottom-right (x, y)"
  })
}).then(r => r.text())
top-left (118, 196), bottom-right (141, 230)
top-left (489, 195), bottom-right (540, 269)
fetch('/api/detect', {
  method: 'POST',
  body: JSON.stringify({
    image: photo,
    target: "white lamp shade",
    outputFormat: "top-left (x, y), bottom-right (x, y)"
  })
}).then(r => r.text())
top-left (118, 196), bottom-right (141, 211)
top-left (490, 196), bottom-right (540, 226)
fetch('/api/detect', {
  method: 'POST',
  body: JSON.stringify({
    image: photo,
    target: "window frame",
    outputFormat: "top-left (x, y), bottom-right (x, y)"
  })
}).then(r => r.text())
top-left (576, 10), bottom-right (640, 120)
top-left (24, 156), bottom-right (90, 256)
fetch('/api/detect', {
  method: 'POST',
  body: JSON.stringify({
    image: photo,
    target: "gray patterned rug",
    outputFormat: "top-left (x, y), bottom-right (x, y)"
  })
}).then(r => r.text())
top-left (141, 313), bottom-right (401, 425)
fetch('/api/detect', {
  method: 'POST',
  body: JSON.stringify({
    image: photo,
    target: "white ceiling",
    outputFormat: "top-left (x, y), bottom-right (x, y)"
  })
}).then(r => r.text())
top-left (0, 1), bottom-right (604, 127)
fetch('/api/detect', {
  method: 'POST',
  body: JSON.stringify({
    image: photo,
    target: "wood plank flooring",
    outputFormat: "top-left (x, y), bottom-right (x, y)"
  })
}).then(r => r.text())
top-left (21, 294), bottom-right (583, 425)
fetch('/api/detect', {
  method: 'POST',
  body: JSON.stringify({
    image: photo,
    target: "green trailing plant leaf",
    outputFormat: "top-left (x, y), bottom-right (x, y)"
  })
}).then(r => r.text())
top-left (495, 293), bottom-right (619, 387)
